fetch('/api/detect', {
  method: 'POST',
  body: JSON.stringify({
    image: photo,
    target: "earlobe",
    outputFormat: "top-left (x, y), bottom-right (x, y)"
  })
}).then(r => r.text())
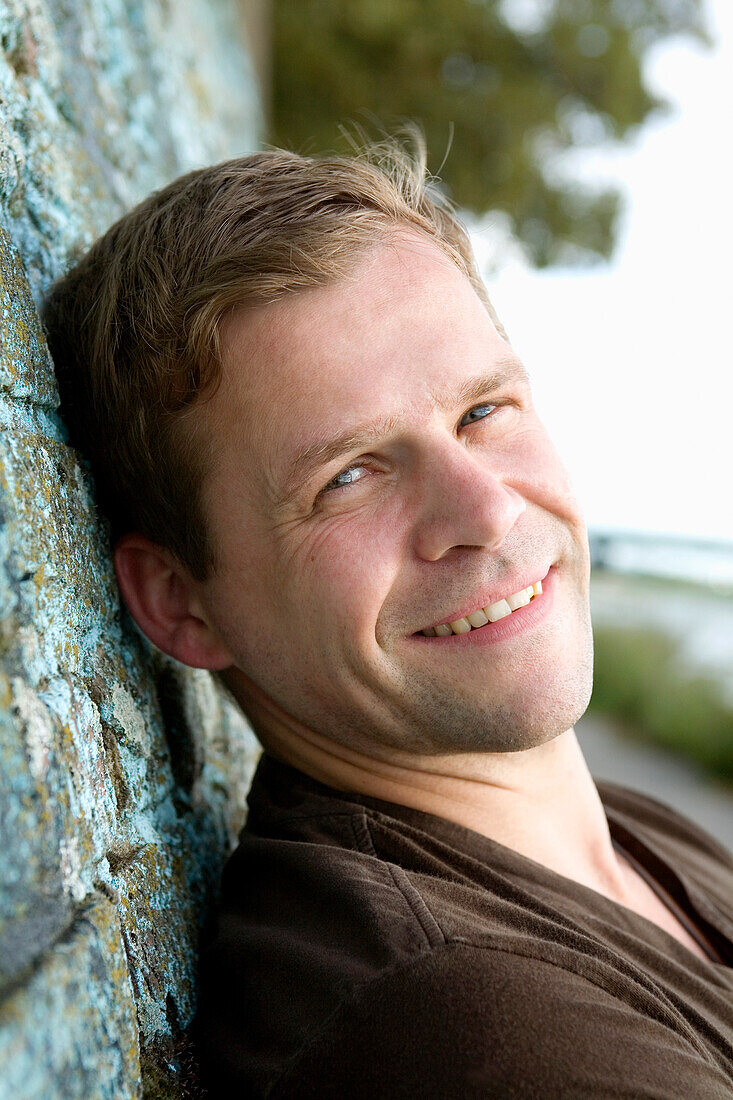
top-left (113, 533), bottom-right (233, 670)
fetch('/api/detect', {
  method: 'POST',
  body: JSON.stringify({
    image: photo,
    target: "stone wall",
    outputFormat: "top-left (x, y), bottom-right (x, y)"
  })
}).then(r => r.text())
top-left (0, 1), bottom-right (263, 1095)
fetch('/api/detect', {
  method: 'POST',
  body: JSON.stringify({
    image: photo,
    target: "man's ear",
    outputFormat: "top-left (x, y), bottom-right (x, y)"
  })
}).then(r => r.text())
top-left (113, 533), bottom-right (233, 670)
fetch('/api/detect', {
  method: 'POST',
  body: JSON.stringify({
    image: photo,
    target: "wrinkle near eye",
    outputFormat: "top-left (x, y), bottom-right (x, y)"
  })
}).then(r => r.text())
top-left (275, 499), bottom-right (382, 573)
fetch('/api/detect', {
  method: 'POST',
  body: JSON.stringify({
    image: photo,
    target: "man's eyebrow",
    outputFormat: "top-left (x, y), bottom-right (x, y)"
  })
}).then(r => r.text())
top-left (278, 415), bottom-right (402, 499)
top-left (452, 359), bottom-right (530, 409)
top-left (279, 359), bottom-right (529, 497)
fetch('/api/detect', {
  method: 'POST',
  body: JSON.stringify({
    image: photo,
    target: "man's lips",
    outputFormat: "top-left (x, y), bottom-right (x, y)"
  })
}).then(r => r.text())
top-left (412, 562), bottom-right (553, 635)
top-left (411, 565), bottom-right (558, 646)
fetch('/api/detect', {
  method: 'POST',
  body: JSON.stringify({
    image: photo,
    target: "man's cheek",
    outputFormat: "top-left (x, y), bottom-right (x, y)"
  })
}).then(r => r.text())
top-left (511, 430), bottom-right (583, 518)
top-left (286, 500), bottom-right (404, 585)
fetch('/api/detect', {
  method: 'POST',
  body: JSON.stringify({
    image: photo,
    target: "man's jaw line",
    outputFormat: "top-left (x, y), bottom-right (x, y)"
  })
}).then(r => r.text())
top-left (225, 657), bottom-right (576, 802)
top-left (237, 677), bottom-right (630, 907)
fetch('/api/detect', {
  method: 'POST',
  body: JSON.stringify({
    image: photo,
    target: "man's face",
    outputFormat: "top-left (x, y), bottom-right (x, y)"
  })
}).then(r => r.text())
top-left (197, 232), bottom-right (593, 757)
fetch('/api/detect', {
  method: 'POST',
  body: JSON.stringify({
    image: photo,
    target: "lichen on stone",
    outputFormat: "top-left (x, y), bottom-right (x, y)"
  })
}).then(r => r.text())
top-left (0, 2), bottom-right (263, 1095)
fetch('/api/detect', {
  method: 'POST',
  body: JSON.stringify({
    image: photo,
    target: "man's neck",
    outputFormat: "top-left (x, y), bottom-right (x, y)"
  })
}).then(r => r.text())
top-left (230, 672), bottom-right (633, 906)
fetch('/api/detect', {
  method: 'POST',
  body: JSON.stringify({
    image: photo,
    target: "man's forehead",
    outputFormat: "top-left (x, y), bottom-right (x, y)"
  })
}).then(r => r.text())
top-left (219, 236), bottom-right (445, 355)
top-left (217, 234), bottom-right (504, 399)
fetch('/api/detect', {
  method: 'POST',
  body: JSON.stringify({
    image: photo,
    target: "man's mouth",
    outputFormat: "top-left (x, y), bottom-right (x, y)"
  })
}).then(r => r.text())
top-left (419, 577), bottom-right (545, 637)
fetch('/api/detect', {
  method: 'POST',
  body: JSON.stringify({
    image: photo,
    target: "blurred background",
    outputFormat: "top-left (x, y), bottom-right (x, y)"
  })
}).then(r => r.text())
top-left (267, 0), bottom-right (733, 841)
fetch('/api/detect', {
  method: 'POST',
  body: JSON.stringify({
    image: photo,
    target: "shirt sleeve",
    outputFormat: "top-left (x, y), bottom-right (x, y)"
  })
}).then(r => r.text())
top-left (272, 942), bottom-right (733, 1099)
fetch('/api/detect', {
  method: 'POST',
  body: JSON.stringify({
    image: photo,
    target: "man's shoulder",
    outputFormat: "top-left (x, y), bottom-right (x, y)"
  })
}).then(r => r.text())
top-left (196, 759), bottom-right (733, 1097)
top-left (598, 778), bottom-right (732, 861)
top-left (196, 786), bottom-right (444, 1097)
top-left (597, 778), bottom-right (733, 910)
top-left (215, 795), bottom-right (444, 965)
top-left (269, 940), bottom-right (733, 1099)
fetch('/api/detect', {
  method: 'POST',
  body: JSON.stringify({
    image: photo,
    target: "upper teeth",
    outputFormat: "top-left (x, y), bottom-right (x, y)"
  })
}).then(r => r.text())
top-left (422, 579), bottom-right (543, 637)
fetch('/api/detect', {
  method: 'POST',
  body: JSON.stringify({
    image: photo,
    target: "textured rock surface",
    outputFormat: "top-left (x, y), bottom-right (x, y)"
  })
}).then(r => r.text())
top-left (0, 2), bottom-right (262, 1096)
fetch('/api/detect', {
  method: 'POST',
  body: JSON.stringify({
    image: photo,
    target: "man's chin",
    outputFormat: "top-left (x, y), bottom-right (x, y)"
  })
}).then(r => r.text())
top-left (378, 662), bottom-right (594, 757)
top-left (396, 710), bottom-right (580, 757)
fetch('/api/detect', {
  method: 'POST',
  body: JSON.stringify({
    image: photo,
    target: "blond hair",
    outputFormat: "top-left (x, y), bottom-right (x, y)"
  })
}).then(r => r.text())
top-left (44, 137), bottom-right (503, 579)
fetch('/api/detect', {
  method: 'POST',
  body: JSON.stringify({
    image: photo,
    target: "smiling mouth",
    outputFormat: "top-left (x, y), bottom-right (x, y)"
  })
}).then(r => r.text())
top-left (419, 578), bottom-right (544, 637)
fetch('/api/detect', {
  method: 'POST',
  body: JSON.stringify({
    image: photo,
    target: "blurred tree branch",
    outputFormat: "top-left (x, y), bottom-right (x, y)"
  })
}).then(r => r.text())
top-left (270, 0), bottom-right (709, 266)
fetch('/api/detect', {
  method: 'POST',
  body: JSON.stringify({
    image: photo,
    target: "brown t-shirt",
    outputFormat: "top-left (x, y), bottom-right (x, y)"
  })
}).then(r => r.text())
top-left (196, 754), bottom-right (733, 1098)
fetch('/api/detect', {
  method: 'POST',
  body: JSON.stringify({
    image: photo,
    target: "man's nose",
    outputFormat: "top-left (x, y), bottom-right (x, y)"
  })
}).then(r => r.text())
top-left (411, 441), bottom-right (526, 562)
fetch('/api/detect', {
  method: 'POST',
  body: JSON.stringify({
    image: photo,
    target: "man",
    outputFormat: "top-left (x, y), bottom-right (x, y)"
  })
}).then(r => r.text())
top-left (45, 141), bottom-right (733, 1098)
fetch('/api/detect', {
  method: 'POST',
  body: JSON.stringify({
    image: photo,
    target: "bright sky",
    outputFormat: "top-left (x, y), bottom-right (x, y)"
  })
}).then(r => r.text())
top-left (479, 0), bottom-right (732, 542)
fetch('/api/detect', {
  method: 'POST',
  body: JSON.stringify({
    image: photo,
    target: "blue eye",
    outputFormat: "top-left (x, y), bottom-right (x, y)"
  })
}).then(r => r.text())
top-left (459, 403), bottom-right (496, 427)
top-left (324, 464), bottom-right (366, 492)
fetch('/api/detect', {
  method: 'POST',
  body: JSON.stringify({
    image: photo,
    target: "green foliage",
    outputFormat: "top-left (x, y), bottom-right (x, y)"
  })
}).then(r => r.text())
top-left (589, 625), bottom-right (733, 785)
top-left (271, 0), bottom-right (708, 265)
